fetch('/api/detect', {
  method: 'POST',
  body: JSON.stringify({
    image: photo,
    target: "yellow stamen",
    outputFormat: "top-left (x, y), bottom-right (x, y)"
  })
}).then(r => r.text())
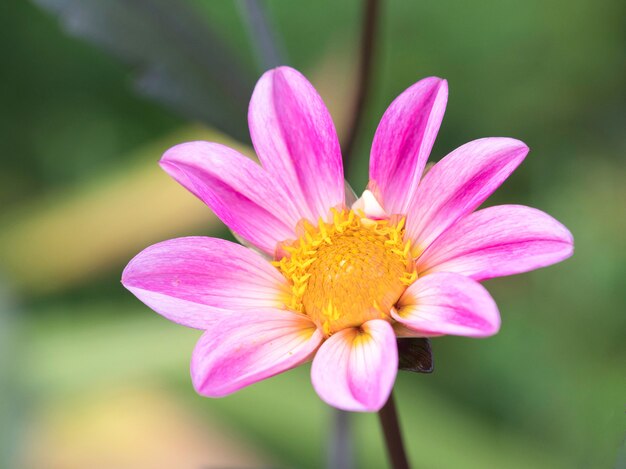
top-left (273, 209), bottom-right (416, 336)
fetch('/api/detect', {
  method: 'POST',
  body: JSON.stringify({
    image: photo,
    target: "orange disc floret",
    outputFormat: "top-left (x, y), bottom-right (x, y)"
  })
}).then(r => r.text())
top-left (273, 209), bottom-right (416, 336)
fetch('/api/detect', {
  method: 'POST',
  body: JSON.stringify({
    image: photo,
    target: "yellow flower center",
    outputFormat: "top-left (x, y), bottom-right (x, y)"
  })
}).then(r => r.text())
top-left (274, 209), bottom-right (416, 336)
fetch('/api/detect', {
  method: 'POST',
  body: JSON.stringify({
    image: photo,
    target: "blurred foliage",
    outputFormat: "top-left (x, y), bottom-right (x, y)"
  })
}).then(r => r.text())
top-left (0, 126), bottom-right (253, 294)
top-left (33, 0), bottom-right (256, 141)
top-left (1, 0), bottom-right (624, 468)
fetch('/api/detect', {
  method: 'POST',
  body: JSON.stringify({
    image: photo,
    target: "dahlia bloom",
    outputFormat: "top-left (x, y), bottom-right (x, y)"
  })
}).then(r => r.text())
top-left (122, 66), bottom-right (573, 412)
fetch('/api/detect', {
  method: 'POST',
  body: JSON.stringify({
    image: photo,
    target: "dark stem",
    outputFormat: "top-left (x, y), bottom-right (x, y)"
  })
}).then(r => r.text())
top-left (342, 0), bottom-right (382, 174)
top-left (378, 391), bottom-right (410, 469)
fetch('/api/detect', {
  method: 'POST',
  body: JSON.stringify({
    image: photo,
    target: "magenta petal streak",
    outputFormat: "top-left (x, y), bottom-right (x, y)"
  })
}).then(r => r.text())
top-left (311, 320), bottom-right (398, 412)
top-left (405, 137), bottom-right (529, 253)
top-left (369, 77), bottom-right (448, 215)
top-left (417, 205), bottom-right (574, 280)
top-left (249, 66), bottom-right (345, 223)
top-left (160, 141), bottom-right (302, 255)
top-left (393, 272), bottom-right (500, 338)
top-left (191, 311), bottom-right (323, 397)
top-left (122, 237), bottom-right (290, 329)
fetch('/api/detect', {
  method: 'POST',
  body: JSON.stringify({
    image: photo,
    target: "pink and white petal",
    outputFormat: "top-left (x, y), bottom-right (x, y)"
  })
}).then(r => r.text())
top-left (249, 66), bottom-right (345, 222)
top-left (311, 320), bottom-right (398, 412)
top-left (192, 310), bottom-right (323, 397)
top-left (161, 141), bottom-right (301, 255)
top-left (417, 205), bottom-right (574, 281)
top-left (405, 137), bottom-right (529, 255)
top-left (351, 189), bottom-right (388, 219)
top-left (122, 237), bottom-right (290, 329)
top-left (393, 272), bottom-right (500, 338)
top-left (393, 321), bottom-right (441, 338)
top-left (369, 77), bottom-right (448, 215)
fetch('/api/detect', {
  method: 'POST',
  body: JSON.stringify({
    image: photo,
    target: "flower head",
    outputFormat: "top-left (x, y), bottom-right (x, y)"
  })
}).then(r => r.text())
top-left (122, 66), bottom-right (573, 412)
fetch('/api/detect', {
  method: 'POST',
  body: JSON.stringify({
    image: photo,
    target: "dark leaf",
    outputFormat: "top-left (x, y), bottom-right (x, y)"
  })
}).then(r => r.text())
top-left (397, 338), bottom-right (434, 374)
top-left (236, 0), bottom-right (285, 71)
top-left (33, 0), bottom-right (255, 141)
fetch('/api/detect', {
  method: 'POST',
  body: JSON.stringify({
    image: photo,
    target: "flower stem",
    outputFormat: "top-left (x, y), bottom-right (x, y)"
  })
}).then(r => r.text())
top-left (342, 0), bottom-right (382, 174)
top-left (328, 409), bottom-right (353, 469)
top-left (378, 391), bottom-right (410, 469)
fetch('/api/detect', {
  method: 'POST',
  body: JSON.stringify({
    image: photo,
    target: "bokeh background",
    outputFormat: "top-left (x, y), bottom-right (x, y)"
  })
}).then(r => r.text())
top-left (1, 1), bottom-right (624, 468)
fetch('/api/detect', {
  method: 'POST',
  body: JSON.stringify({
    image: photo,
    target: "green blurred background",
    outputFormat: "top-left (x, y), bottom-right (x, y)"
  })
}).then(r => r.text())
top-left (1, 1), bottom-right (624, 468)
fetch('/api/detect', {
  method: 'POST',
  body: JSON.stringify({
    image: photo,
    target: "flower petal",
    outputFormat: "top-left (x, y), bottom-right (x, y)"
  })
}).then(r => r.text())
top-left (351, 189), bottom-right (388, 219)
top-left (122, 237), bottom-right (290, 329)
top-left (369, 77), bottom-right (448, 215)
top-left (392, 272), bottom-right (500, 338)
top-left (192, 310), bottom-right (323, 397)
top-left (249, 66), bottom-right (345, 222)
top-left (393, 321), bottom-right (441, 338)
top-left (311, 320), bottom-right (397, 412)
top-left (405, 137), bottom-right (529, 254)
top-left (417, 205), bottom-right (574, 280)
top-left (160, 141), bottom-right (301, 255)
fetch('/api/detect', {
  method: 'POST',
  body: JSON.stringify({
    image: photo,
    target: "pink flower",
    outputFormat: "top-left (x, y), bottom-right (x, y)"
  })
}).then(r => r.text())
top-left (122, 67), bottom-right (573, 412)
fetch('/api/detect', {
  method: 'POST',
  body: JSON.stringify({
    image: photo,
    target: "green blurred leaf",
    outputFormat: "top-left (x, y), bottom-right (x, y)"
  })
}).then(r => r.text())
top-left (33, 0), bottom-right (254, 141)
top-left (0, 283), bottom-right (20, 469)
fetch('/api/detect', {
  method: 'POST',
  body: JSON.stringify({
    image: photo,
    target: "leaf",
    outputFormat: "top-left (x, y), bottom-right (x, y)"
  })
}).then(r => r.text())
top-left (397, 338), bottom-right (434, 374)
top-left (33, 0), bottom-right (255, 141)
top-left (236, 0), bottom-right (286, 71)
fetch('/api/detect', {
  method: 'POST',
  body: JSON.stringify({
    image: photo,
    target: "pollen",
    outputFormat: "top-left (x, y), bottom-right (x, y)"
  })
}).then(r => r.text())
top-left (273, 209), bottom-right (415, 336)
